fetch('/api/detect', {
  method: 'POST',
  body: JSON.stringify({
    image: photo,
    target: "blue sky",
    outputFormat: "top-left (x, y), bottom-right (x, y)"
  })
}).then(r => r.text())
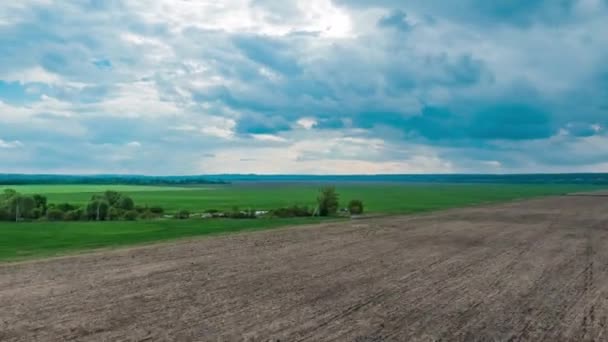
top-left (1, 0), bottom-right (607, 174)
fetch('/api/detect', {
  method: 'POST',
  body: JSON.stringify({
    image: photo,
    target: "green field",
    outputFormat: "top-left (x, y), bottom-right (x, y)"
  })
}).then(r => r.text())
top-left (0, 217), bottom-right (329, 261)
top-left (0, 183), bottom-right (603, 262)
top-left (2, 183), bottom-right (599, 214)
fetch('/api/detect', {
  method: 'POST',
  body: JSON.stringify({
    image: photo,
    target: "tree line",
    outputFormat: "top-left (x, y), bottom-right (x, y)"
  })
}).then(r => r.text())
top-left (0, 186), bottom-right (364, 222)
top-left (0, 189), bottom-right (164, 222)
top-left (0, 174), bottom-right (227, 186)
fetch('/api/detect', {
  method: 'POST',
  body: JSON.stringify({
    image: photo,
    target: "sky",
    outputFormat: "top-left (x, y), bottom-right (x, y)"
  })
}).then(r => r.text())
top-left (1, 0), bottom-right (607, 175)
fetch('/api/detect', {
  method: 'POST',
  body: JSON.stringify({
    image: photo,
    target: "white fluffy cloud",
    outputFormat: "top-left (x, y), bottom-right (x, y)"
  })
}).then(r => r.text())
top-left (0, 0), bottom-right (607, 174)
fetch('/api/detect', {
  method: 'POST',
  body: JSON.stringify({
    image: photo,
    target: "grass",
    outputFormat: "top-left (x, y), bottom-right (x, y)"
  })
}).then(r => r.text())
top-left (0, 217), bottom-right (330, 262)
top-left (0, 183), bottom-right (604, 262)
top-left (2, 183), bottom-right (601, 214)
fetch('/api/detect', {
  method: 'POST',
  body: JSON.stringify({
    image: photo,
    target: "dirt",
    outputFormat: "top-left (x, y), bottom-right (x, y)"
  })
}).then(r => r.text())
top-left (2, 194), bottom-right (608, 341)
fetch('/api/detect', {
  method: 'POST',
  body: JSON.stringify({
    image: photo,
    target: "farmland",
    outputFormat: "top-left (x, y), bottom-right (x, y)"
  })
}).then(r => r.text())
top-left (3, 183), bottom-right (600, 214)
top-left (0, 183), bottom-right (603, 262)
top-left (2, 193), bottom-right (608, 341)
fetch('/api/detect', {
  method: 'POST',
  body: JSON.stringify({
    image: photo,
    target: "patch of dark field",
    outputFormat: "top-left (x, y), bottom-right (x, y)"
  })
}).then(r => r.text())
top-left (2, 195), bottom-right (608, 341)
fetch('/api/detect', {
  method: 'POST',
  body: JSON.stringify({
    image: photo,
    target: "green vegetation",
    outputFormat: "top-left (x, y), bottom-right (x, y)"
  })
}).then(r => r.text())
top-left (0, 183), bottom-right (603, 262)
top-left (348, 199), bottom-right (364, 215)
top-left (4, 183), bottom-right (600, 214)
top-left (0, 217), bottom-right (328, 261)
top-left (0, 188), bottom-right (161, 222)
top-left (317, 186), bottom-right (339, 216)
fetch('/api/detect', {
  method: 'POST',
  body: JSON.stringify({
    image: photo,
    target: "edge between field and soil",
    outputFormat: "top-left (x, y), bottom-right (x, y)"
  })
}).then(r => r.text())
top-left (0, 192), bottom-right (592, 265)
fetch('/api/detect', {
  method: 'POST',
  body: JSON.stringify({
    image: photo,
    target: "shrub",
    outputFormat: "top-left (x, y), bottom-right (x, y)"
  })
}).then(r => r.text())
top-left (30, 207), bottom-right (44, 219)
top-left (149, 206), bottom-right (164, 214)
top-left (47, 209), bottom-right (64, 221)
top-left (139, 210), bottom-right (157, 220)
top-left (123, 210), bottom-right (138, 221)
top-left (107, 207), bottom-right (123, 221)
top-left (64, 209), bottom-right (84, 221)
top-left (134, 205), bottom-right (147, 214)
top-left (175, 209), bottom-right (190, 219)
top-left (54, 202), bottom-right (78, 212)
top-left (271, 205), bottom-right (312, 218)
top-left (348, 200), bottom-right (364, 215)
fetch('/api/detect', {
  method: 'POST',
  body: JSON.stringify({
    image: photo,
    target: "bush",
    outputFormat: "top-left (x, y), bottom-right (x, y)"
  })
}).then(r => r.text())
top-left (348, 200), bottom-right (364, 215)
top-left (64, 209), bottom-right (84, 221)
top-left (139, 210), bottom-right (157, 220)
top-left (107, 207), bottom-right (123, 221)
top-left (175, 209), bottom-right (190, 219)
top-left (271, 205), bottom-right (312, 218)
top-left (134, 205), bottom-right (147, 214)
top-left (54, 203), bottom-right (78, 212)
top-left (149, 206), bottom-right (164, 214)
top-left (123, 210), bottom-right (138, 221)
top-left (30, 207), bottom-right (44, 219)
top-left (46, 209), bottom-right (64, 221)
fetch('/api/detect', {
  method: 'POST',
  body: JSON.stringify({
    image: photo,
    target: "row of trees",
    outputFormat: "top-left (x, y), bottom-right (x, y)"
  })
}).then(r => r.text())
top-left (0, 189), bottom-right (165, 222)
top-left (0, 186), bottom-right (363, 222)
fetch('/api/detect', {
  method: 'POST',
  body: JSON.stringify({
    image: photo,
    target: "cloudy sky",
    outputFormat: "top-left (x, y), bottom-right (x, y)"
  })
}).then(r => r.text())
top-left (1, 0), bottom-right (607, 175)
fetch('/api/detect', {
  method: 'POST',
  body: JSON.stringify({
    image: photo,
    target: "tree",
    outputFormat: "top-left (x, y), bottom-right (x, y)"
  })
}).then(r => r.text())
top-left (117, 196), bottom-right (135, 211)
top-left (87, 199), bottom-right (109, 221)
top-left (348, 200), bottom-right (364, 215)
top-left (317, 187), bottom-right (339, 217)
top-left (9, 195), bottom-right (36, 221)
top-left (103, 191), bottom-right (122, 207)
top-left (1, 189), bottom-right (17, 201)
top-left (32, 194), bottom-right (48, 214)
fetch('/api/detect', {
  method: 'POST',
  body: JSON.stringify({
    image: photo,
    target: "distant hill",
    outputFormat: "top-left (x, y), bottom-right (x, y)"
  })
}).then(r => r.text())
top-left (2, 173), bottom-right (608, 186)
top-left (211, 173), bottom-right (608, 185)
top-left (0, 174), bottom-right (227, 186)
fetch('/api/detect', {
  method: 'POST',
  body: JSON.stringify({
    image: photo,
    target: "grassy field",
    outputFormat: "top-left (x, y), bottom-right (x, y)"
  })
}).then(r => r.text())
top-left (0, 217), bottom-right (330, 262)
top-left (0, 183), bottom-right (603, 262)
top-left (2, 183), bottom-right (601, 214)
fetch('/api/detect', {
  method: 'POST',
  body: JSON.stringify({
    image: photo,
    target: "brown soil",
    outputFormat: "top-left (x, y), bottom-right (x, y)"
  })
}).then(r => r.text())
top-left (2, 195), bottom-right (608, 341)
